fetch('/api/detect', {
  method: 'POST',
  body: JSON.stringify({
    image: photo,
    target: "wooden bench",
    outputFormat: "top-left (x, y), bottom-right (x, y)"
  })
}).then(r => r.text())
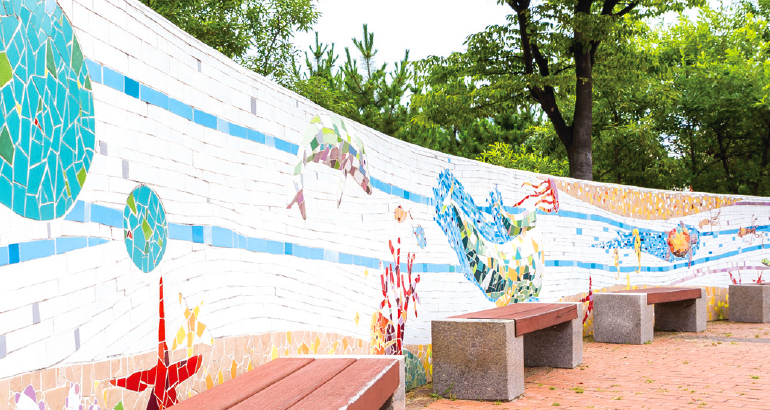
top-left (729, 283), bottom-right (770, 323)
top-left (431, 302), bottom-right (582, 401)
top-left (171, 356), bottom-right (404, 410)
top-left (593, 287), bottom-right (706, 345)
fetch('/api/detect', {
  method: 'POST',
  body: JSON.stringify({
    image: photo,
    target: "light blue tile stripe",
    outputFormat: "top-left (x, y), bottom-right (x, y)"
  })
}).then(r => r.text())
top-left (63, 201), bottom-right (122, 228)
top-left (82, 60), bottom-right (768, 235)
top-left (0, 237), bottom-right (112, 267)
top-left (166, 222), bottom-right (459, 272)
top-left (84, 59), bottom-right (424, 205)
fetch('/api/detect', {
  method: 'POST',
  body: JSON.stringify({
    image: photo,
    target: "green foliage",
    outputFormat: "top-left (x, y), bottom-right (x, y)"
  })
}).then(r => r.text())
top-left (413, 0), bottom-right (702, 180)
top-left (140, 0), bottom-right (318, 84)
top-left (477, 143), bottom-right (569, 177)
top-left (292, 26), bottom-right (415, 137)
top-left (648, 4), bottom-right (770, 195)
top-left (291, 26), bottom-right (561, 175)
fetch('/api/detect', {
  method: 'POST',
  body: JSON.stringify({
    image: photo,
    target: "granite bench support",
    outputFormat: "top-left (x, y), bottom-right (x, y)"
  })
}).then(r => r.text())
top-left (171, 355), bottom-right (404, 410)
top-left (593, 287), bottom-right (706, 345)
top-left (432, 302), bottom-right (582, 401)
top-left (729, 284), bottom-right (770, 323)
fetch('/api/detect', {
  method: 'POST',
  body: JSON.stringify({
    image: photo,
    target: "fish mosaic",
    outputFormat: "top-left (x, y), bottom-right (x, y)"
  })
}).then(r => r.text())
top-left (394, 205), bottom-right (412, 222)
top-left (287, 115), bottom-right (372, 219)
top-left (412, 224), bottom-right (427, 249)
top-left (433, 170), bottom-right (548, 305)
top-left (594, 223), bottom-right (702, 266)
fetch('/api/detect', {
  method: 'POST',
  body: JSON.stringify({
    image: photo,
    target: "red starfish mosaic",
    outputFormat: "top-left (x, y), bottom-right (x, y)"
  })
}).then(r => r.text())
top-left (109, 277), bottom-right (202, 410)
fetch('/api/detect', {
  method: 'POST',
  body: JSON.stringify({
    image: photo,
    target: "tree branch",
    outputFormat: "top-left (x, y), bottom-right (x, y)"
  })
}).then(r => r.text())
top-left (531, 44), bottom-right (550, 76)
top-left (613, 1), bottom-right (639, 17)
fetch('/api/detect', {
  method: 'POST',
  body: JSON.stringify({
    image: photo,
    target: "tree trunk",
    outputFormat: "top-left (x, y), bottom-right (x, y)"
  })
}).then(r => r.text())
top-left (570, 35), bottom-right (594, 180)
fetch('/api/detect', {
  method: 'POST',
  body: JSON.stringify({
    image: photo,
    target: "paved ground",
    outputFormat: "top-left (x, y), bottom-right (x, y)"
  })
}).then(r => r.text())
top-left (407, 321), bottom-right (770, 410)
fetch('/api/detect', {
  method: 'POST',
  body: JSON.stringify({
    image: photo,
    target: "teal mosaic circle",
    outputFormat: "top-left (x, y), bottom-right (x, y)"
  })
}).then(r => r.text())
top-left (0, 0), bottom-right (96, 220)
top-left (123, 186), bottom-right (167, 273)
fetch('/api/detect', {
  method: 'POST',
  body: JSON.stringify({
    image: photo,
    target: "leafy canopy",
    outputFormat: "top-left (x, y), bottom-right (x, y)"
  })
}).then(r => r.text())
top-left (140, 0), bottom-right (318, 84)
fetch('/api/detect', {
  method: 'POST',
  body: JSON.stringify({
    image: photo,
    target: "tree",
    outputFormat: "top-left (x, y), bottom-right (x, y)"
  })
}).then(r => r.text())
top-left (414, 0), bottom-right (701, 180)
top-left (648, 5), bottom-right (770, 195)
top-left (295, 26), bottom-right (551, 161)
top-left (140, 0), bottom-right (318, 84)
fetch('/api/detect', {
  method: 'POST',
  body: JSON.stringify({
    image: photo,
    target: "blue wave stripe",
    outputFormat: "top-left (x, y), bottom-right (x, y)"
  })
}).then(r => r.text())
top-left (167, 222), bottom-right (457, 273)
top-left (0, 237), bottom-right (111, 267)
top-left (85, 60), bottom-right (770, 214)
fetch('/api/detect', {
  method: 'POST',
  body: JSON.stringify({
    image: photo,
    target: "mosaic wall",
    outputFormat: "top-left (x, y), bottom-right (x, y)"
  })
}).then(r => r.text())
top-left (1, 1), bottom-right (769, 409)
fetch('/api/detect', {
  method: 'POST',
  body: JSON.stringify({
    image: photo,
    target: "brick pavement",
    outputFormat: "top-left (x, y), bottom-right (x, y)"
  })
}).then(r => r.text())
top-left (418, 321), bottom-right (770, 410)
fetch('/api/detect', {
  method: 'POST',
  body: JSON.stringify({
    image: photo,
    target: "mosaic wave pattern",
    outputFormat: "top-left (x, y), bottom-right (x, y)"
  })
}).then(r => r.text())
top-left (0, 0), bottom-right (95, 220)
top-left (433, 169), bottom-right (544, 305)
top-left (123, 185), bottom-right (167, 272)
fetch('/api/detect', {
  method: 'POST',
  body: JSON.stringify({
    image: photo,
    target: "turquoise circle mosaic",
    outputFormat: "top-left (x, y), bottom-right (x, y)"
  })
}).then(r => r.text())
top-left (0, 0), bottom-right (96, 220)
top-left (123, 186), bottom-right (167, 273)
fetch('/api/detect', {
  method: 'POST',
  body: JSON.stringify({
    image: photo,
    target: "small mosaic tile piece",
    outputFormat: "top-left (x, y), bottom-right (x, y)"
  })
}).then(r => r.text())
top-left (123, 186), bottom-right (167, 272)
top-left (0, 0), bottom-right (96, 221)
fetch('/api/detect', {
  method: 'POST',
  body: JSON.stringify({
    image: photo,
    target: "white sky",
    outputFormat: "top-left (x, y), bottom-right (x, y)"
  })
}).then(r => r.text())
top-left (293, 0), bottom-right (512, 68)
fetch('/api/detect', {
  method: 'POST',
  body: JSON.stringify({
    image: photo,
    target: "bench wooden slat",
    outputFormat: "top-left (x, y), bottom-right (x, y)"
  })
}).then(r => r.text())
top-left (614, 287), bottom-right (702, 304)
top-left (229, 358), bottom-right (356, 410)
top-left (170, 358), bottom-right (315, 410)
top-left (451, 302), bottom-right (553, 319)
top-left (512, 305), bottom-right (578, 336)
top-left (451, 303), bottom-right (578, 337)
top-left (288, 358), bottom-right (400, 410)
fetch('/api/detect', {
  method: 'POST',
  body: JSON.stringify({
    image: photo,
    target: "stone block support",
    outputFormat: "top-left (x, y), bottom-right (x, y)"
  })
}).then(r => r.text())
top-left (432, 319), bottom-right (523, 401)
top-left (593, 293), bottom-right (654, 345)
top-left (654, 288), bottom-right (707, 332)
top-left (729, 284), bottom-right (770, 323)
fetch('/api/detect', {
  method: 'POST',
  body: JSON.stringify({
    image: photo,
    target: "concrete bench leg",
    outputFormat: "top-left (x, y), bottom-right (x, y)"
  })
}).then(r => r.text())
top-left (524, 303), bottom-right (583, 368)
top-left (432, 319), bottom-right (523, 401)
top-left (654, 289), bottom-right (706, 332)
top-left (593, 293), bottom-right (653, 344)
top-left (729, 285), bottom-right (770, 323)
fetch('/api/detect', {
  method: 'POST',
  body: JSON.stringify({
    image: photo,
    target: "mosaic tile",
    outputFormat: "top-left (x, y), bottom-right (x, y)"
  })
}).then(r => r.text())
top-left (0, 0), bottom-right (95, 221)
top-left (556, 179), bottom-right (743, 219)
top-left (287, 114), bottom-right (372, 220)
top-left (108, 277), bottom-right (202, 410)
top-left (123, 186), bottom-right (167, 273)
top-left (171, 293), bottom-right (213, 358)
top-left (594, 223), bottom-right (702, 267)
top-left (403, 349), bottom-right (427, 390)
top-left (370, 238), bottom-right (420, 356)
top-left (433, 170), bottom-right (551, 305)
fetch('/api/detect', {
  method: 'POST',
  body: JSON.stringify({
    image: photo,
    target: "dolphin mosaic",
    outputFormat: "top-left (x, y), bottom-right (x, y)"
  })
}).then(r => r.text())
top-left (287, 115), bottom-right (373, 219)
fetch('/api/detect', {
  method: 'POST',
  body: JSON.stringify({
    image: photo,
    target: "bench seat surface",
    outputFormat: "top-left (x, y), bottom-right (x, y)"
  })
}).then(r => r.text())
top-left (451, 303), bottom-right (577, 337)
top-left (613, 287), bottom-right (702, 304)
top-left (176, 357), bottom-right (398, 410)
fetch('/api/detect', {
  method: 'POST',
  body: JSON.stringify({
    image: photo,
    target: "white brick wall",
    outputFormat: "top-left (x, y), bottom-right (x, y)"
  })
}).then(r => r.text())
top-left (0, 0), bottom-right (767, 380)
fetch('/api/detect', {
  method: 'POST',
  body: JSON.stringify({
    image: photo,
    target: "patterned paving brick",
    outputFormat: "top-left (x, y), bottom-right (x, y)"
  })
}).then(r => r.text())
top-left (420, 321), bottom-right (770, 410)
